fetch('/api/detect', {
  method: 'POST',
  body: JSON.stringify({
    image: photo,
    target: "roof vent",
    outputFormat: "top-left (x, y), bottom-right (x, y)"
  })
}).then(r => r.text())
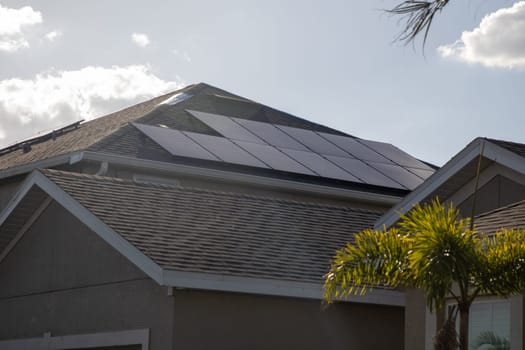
top-left (21, 143), bottom-right (32, 153)
top-left (160, 92), bottom-right (192, 106)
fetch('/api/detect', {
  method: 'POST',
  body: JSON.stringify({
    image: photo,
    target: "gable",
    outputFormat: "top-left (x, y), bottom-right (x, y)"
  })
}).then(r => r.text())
top-left (377, 138), bottom-right (525, 228)
top-left (0, 200), bottom-right (145, 299)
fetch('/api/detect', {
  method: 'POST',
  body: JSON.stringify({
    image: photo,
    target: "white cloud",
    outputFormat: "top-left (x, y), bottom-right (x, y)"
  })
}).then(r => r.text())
top-left (0, 64), bottom-right (183, 147)
top-left (438, 1), bottom-right (525, 69)
top-left (0, 4), bottom-right (42, 52)
top-left (45, 30), bottom-right (62, 42)
top-left (171, 48), bottom-right (192, 63)
top-left (131, 32), bottom-right (150, 48)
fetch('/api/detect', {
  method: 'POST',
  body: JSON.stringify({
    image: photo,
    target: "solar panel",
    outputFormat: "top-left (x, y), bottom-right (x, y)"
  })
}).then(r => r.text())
top-left (275, 125), bottom-right (349, 157)
top-left (279, 148), bottom-right (360, 182)
top-left (133, 123), bottom-right (219, 161)
top-left (184, 131), bottom-right (269, 168)
top-left (233, 118), bottom-right (309, 151)
top-left (368, 162), bottom-right (424, 190)
top-left (318, 133), bottom-right (393, 163)
top-left (187, 110), bottom-right (265, 144)
top-left (407, 167), bottom-right (435, 180)
top-left (325, 155), bottom-right (404, 189)
top-left (360, 139), bottom-right (433, 170)
top-left (233, 140), bottom-right (317, 176)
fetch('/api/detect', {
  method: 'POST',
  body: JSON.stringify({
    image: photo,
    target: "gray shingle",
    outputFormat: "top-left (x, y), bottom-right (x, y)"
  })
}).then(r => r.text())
top-left (474, 199), bottom-right (525, 235)
top-left (42, 169), bottom-right (382, 283)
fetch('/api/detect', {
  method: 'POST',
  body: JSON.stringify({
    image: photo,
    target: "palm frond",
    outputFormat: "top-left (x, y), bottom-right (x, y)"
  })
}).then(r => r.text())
top-left (387, 0), bottom-right (450, 46)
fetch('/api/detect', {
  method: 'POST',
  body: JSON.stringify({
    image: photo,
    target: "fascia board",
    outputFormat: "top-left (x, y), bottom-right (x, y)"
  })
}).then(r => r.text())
top-left (0, 170), bottom-right (42, 227)
top-left (82, 151), bottom-right (403, 206)
top-left (163, 270), bottom-right (406, 306)
top-left (0, 170), bottom-right (164, 285)
top-left (483, 142), bottom-right (525, 175)
top-left (375, 138), bottom-right (485, 229)
top-left (0, 152), bottom-right (84, 180)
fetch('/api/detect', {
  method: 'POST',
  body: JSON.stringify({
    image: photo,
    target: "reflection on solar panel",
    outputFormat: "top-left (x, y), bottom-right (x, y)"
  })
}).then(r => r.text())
top-left (234, 118), bottom-right (309, 151)
top-left (187, 110), bottom-right (265, 144)
top-left (360, 139), bottom-right (432, 170)
top-left (133, 123), bottom-right (218, 161)
top-left (407, 167), bottom-right (435, 180)
top-left (319, 133), bottom-right (392, 163)
top-left (233, 140), bottom-right (316, 175)
top-left (279, 148), bottom-right (359, 181)
top-left (275, 125), bottom-right (349, 157)
top-left (368, 162), bottom-right (424, 190)
top-left (184, 131), bottom-right (269, 168)
top-left (325, 156), bottom-right (403, 189)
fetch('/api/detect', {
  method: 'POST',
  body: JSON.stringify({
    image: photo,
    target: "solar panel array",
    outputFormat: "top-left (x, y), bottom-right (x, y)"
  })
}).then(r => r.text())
top-left (133, 109), bottom-right (435, 190)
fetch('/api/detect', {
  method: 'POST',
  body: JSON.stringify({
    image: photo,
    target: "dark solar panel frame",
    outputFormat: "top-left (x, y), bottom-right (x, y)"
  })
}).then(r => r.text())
top-left (360, 139), bottom-right (433, 170)
top-left (325, 155), bottom-right (405, 189)
top-left (133, 123), bottom-right (219, 161)
top-left (233, 140), bottom-right (317, 176)
top-left (184, 131), bottom-right (270, 168)
top-left (187, 110), bottom-right (266, 144)
top-left (319, 132), bottom-right (393, 164)
top-left (279, 148), bottom-right (360, 182)
top-left (233, 118), bottom-right (309, 151)
top-left (367, 162), bottom-right (424, 190)
top-left (275, 125), bottom-right (349, 157)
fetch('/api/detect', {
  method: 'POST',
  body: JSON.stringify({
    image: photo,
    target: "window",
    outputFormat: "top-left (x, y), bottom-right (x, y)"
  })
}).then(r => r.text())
top-left (447, 299), bottom-right (511, 350)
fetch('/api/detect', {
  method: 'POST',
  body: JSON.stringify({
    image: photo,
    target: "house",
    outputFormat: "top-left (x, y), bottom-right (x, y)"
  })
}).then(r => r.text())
top-left (0, 83), bottom-right (439, 349)
top-left (377, 137), bottom-right (525, 350)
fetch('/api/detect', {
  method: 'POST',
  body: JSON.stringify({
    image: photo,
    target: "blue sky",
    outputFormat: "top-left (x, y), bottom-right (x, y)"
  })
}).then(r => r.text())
top-left (0, 0), bottom-right (523, 166)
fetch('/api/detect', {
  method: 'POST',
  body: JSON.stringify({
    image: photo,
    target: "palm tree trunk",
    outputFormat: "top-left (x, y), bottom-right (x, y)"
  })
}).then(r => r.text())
top-left (458, 305), bottom-right (469, 350)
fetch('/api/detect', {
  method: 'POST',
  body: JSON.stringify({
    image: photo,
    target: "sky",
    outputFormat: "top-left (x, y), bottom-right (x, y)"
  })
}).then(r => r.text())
top-left (0, 0), bottom-right (523, 166)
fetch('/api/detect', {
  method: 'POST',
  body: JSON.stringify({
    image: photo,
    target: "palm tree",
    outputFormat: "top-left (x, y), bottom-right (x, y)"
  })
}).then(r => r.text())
top-left (324, 199), bottom-right (525, 350)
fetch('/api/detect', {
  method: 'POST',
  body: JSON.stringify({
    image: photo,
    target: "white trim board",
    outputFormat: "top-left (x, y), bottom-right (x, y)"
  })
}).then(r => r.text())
top-left (0, 169), bottom-right (406, 306)
top-left (0, 328), bottom-right (149, 350)
top-left (375, 138), bottom-right (525, 229)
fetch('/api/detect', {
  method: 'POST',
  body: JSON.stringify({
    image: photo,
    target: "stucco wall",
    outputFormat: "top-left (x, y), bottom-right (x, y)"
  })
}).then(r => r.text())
top-left (0, 201), bottom-right (174, 349)
top-left (171, 289), bottom-right (404, 350)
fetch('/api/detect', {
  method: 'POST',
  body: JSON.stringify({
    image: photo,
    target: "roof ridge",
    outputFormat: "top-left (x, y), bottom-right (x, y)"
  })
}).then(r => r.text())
top-left (40, 169), bottom-right (385, 215)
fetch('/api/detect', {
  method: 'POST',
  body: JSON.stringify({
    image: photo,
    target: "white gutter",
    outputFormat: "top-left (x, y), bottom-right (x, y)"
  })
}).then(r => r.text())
top-left (81, 151), bottom-right (404, 206)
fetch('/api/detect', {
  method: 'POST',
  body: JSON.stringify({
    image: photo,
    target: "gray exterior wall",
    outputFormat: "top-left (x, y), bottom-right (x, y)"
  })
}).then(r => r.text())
top-left (171, 289), bottom-right (404, 350)
top-left (0, 201), bottom-right (174, 349)
top-left (457, 175), bottom-right (525, 217)
top-left (0, 178), bottom-right (22, 213)
top-left (0, 195), bottom-right (404, 350)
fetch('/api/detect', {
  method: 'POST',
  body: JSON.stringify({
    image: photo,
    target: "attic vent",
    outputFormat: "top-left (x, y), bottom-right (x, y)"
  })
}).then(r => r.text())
top-left (160, 92), bottom-right (192, 106)
top-left (21, 143), bottom-right (32, 153)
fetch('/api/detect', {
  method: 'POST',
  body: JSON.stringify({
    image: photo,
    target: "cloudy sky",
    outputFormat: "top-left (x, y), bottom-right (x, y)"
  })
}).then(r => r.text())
top-left (0, 0), bottom-right (523, 166)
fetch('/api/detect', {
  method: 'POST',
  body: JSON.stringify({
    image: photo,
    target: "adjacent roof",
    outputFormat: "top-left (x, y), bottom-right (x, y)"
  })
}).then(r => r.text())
top-left (376, 137), bottom-right (525, 228)
top-left (475, 199), bottom-right (525, 235)
top-left (41, 169), bottom-right (379, 283)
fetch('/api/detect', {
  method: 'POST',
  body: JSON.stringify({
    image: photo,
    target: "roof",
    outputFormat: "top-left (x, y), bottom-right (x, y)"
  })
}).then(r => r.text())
top-left (0, 168), bottom-right (405, 304)
top-left (0, 83), bottom-right (434, 194)
top-left (40, 169), bottom-right (379, 284)
top-left (376, 137), bottom-right (525, 228)
top-left (475, 199), bottom-right (525, 235)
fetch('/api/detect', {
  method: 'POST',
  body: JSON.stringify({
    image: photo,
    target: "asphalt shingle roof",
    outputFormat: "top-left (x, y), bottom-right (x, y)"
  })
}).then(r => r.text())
top-left (488, 138), bottom-right (525, 159)
top-left (475, 199), bottom-right (525, 235)
top-left (42, 169), bottom-right (382, 283)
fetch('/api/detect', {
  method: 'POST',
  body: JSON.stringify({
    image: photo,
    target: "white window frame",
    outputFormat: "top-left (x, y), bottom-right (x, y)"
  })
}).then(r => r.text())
top-left (0, 328), bottom-right (149, 350)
